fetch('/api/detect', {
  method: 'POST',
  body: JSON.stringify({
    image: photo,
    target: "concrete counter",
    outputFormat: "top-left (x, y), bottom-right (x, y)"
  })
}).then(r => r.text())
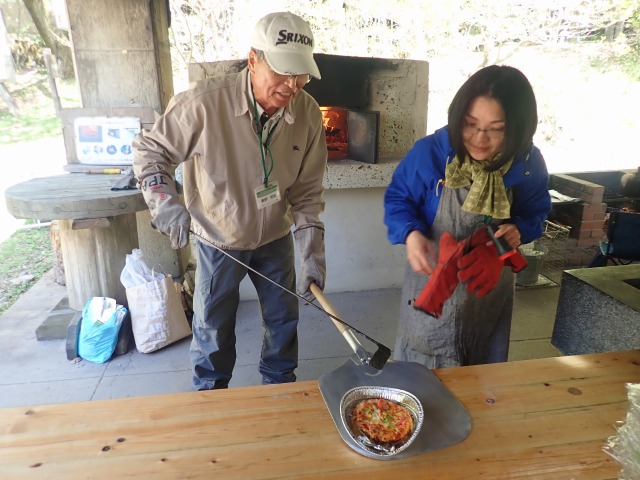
top-left (552, 264), bottom-right (640, 354)
top-left (324, 157), bottom-right (400, 189)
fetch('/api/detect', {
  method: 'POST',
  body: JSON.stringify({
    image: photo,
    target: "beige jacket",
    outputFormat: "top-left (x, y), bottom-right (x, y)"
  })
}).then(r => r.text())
top-left (133, 68), bottom-right (327, 249)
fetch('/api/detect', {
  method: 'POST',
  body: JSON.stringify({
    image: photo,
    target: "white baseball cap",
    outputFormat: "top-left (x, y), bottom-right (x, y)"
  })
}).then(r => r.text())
top-left (251, 12), bottom-right (321, 79)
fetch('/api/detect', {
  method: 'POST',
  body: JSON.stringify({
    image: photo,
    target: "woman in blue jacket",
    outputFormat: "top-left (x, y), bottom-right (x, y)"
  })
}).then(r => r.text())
top-left (384, 65), bottom-right (551, 368)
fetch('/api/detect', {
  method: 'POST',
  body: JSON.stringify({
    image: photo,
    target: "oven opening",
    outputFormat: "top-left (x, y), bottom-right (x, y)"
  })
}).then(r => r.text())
top-left (321, 106), bottom-right (379, 164)
top-left (321, 107), bottom-right (348, 161)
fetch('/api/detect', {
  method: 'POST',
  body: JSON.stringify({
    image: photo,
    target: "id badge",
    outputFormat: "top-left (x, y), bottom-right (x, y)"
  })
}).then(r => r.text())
top-left (255, 180), bottom-right (281, 209)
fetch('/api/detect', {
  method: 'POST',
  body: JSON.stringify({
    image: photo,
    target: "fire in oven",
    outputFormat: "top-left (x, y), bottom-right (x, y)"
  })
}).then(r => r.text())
top-left (320, 106), bottom-right (380, 164)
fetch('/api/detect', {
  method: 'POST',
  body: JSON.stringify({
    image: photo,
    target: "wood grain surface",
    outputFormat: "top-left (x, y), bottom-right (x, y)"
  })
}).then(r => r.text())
top-left (4, 174), bottom-right (146, 221)
top-left (1, 350), bottom-right (638, 479)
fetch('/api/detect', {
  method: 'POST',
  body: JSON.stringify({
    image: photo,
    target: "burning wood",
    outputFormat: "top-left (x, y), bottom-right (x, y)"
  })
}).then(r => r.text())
top-left (321, 107), bottom-right (348, 160)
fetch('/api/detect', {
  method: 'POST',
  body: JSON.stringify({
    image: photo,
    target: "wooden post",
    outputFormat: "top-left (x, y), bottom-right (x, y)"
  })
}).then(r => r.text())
top-left (59, 215), bottom-right (138, 310)
top-left (43, 48), bottom-right (62, 114)
top-left (65, 0), bottom-right (173, 112)
top-left (49, 220), bottom-right (66, 286)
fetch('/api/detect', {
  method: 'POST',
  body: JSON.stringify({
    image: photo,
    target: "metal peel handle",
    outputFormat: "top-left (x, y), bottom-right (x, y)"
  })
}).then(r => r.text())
top-left (310, 283), bottom-right (372, 366)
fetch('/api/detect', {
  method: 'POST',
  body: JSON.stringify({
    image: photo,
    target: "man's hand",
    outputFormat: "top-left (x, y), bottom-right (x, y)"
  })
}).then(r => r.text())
top-left (139, 172), bottom-right (191, 249)
top-left (405, 230), bottom-right (437, 275)
top-left (294, 226), bottom-right (326, 302)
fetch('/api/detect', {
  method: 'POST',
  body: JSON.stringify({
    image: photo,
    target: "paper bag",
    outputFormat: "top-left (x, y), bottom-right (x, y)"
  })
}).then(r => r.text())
top-left (126, 275), bottom-right (192, 353)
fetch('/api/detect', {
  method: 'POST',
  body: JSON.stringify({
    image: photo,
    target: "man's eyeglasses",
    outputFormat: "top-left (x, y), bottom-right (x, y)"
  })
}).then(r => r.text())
top-left (462, 121), bottom-right (505, 140)
top-left (268, 65), bottom-right (310, 87)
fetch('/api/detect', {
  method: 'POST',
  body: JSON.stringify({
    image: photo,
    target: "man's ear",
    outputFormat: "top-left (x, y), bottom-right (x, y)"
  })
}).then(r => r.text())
top-left (247, 50), bottom-right (258, 74)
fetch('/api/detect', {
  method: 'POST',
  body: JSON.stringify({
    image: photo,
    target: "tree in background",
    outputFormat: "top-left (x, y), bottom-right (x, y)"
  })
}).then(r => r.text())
top-left (456, 0), bottom-right (640, 67)
top-left (9, 0), bottom-right (640, 82)
top-left (21, 0), bottom-right (73, 79)
top-left (167, 0), bottom-right (640, 67)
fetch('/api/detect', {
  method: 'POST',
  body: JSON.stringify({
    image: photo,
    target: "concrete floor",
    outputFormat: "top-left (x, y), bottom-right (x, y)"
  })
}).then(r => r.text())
top-left (0, 271), bottom-right (561, 409)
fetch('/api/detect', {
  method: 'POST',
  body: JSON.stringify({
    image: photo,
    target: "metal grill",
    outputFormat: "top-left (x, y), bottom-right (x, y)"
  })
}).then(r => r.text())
top-left (539, 221), bottom-right (571, 285)
top-left (517, 220), bottom-right (571, 287)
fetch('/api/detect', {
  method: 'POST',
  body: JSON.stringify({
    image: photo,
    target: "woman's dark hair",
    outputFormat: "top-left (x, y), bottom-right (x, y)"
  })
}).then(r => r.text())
top-left (447, 65), bottom-right (538, 171)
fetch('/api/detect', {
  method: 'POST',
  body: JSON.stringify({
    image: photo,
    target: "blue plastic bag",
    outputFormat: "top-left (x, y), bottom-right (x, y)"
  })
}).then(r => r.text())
top-left (78, 297), bottom-right (127, 363)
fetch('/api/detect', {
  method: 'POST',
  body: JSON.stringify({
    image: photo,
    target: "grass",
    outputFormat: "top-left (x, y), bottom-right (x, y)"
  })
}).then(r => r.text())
top-left (0, 73), bottom-right (68, 315)
top-left (0, 226), bottom-right (53, 315)
top-left (0, 71), bottom-right (81, 315)
top-left (0, 72), bottom-right (80, 144)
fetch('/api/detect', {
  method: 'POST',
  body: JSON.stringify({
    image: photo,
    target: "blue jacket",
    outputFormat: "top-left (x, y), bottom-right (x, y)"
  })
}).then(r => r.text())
top-left (384, 126), bottom-right (551, 245)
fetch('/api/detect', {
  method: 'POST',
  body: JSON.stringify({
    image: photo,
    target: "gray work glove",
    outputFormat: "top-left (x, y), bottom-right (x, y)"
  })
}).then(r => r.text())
top-left (139, 172), bottom-right (191, 249)
top-left (294, 226), bottom-right (326, 302)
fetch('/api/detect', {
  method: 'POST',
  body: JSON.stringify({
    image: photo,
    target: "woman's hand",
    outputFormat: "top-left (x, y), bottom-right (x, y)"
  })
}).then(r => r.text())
top-left (493, 223), bottom-right (521, 249)
top-left (406, 230), bottom-right (437, 275)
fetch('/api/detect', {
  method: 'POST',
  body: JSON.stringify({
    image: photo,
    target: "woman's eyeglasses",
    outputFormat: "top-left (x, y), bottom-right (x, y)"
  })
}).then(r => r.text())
top-left (462, 121), bottom-right (505, 140)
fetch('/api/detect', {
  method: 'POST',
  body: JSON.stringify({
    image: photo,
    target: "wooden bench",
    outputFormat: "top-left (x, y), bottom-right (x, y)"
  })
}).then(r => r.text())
top-left (0, 350), bottom-right (638, 478)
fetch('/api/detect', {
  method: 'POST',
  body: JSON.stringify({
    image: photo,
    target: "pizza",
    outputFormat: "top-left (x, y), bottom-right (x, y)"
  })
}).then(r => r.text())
top-left (351, 397), bottom-right (414, 444)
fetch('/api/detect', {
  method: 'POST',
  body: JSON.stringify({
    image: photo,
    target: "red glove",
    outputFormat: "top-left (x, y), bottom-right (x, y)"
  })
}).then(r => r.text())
top-left (476, 228), bottom-right (527, 273)
top-left (457, 241), bottom-right (503, 297)
top-left (467, 225), bottom-right (528, 273)
top-left (467, 225), bottom-right (492, 249)
top-left (413, 231), bottom-right (464, 318)
top-left (504, 249), bottom-right (527, 273)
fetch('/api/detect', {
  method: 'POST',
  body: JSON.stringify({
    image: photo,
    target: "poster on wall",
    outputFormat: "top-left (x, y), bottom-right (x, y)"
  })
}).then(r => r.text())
top-left (74, 116), bottom-right (141, 165)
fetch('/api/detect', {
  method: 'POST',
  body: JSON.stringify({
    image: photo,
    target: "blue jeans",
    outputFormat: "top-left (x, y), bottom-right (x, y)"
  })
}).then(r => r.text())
top-left (190, 233), bottom-right (299, 389)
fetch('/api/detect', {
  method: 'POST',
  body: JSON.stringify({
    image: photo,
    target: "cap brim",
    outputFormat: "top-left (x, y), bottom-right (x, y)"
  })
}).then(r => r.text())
top-left (264, 51), bottom-right (321, 80)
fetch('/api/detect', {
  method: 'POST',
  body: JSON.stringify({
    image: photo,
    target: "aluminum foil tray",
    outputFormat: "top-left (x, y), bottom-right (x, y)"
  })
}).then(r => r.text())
top-left (319, 359), bottom-right (472, 460)
top-left (340, 386), bottom-right (424, 458)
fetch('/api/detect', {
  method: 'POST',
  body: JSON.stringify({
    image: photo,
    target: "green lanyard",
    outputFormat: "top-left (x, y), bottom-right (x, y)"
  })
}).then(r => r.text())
top-left (253, 97), bottom-right (275, 187)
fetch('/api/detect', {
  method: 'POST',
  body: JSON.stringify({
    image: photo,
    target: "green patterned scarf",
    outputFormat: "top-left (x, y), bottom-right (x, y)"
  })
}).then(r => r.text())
top-left (444, 155), bottom-right (513, 219)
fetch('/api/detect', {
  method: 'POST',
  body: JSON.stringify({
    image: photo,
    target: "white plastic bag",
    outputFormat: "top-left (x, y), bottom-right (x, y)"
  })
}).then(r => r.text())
top-left (120, 249), bottom-right (161, 288)
top-left (604, 383), bottom-right (640, 479)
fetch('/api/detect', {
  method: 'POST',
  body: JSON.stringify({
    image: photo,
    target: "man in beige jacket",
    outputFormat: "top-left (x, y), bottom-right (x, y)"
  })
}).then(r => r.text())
top-left (133, 12), bottom-right (327, 389)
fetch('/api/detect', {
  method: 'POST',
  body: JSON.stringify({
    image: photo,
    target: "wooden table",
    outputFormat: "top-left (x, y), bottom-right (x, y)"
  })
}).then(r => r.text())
top-left (1, 351), bottom-right (638, 479)
top-left (4, 173), bottom-right (146, 309)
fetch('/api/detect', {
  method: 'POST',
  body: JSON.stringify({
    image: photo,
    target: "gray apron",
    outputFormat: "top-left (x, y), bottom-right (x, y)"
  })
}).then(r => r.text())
top-left (393, 185), bottom-right (515, 368)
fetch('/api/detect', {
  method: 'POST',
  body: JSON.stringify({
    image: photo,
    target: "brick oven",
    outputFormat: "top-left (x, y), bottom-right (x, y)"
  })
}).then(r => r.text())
top-left (549, 174), bottom-right (607, 247)
top-left (305, 54), bottom-right (427, 164)
top-left (548, 169), bottom-right (639, 267)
